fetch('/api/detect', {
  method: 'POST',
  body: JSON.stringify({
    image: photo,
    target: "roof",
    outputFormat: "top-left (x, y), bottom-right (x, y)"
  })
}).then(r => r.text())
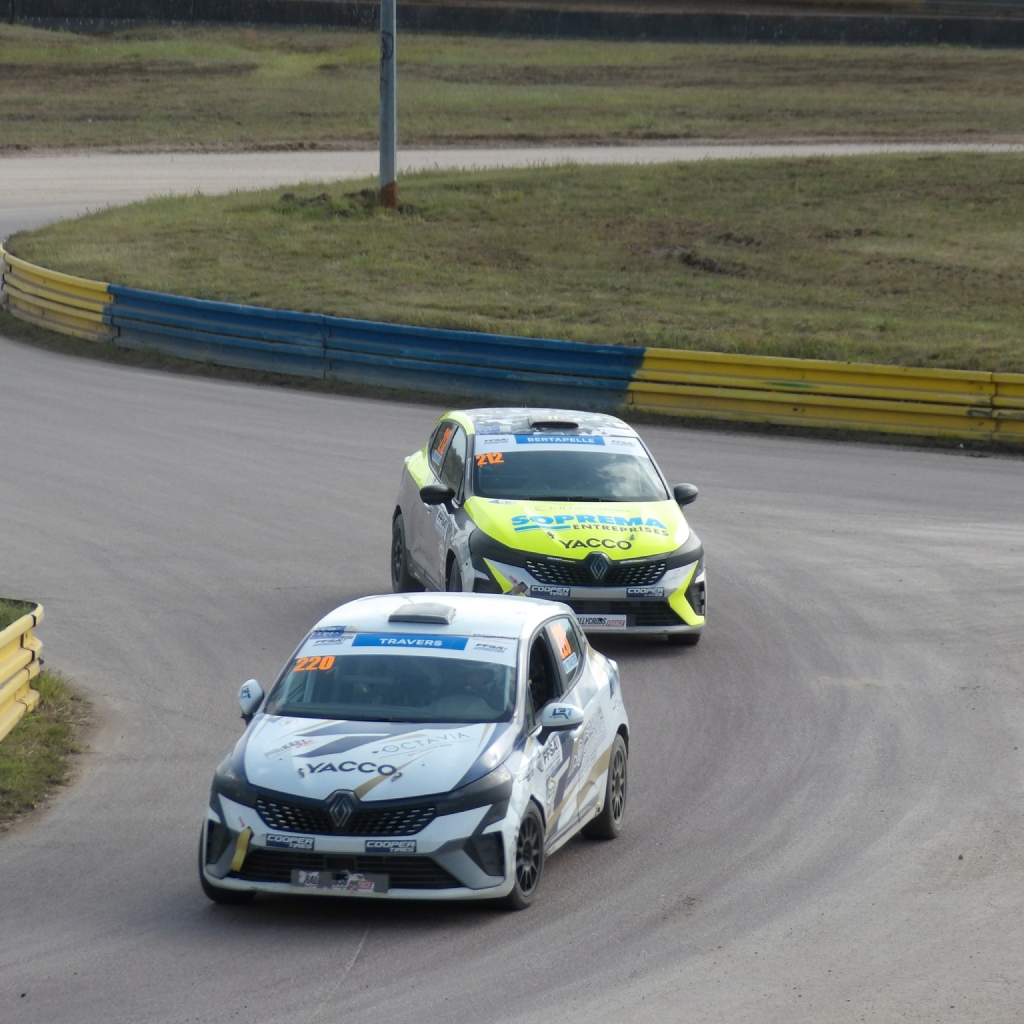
top-left (312, 591), bottom-right (563, 641)
top-left (457, 407), bottom-right (637, 437)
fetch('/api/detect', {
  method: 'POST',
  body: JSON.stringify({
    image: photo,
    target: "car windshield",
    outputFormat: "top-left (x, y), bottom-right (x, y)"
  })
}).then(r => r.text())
top-left (264, 643), bottom-right (517, 724)
top-left (472, 434), bottom-right (668, 501)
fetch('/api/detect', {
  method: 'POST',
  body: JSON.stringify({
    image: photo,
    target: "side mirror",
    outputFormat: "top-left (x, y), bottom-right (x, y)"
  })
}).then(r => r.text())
top-left (673, 482), bottom-right (699, 507)
top-left (420, 482), bottom-right (455, 506)
top-left (238, 679), bottom-right (264, 722)
top-left (539, 703), bottom-right (585, 730)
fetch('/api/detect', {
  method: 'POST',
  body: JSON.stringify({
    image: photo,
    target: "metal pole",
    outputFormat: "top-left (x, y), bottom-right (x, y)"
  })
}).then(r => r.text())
top-left (379, 0), bottom-right (397, 209)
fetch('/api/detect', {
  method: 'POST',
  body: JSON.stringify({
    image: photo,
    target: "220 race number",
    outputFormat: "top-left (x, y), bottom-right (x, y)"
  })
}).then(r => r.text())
top-left (293, 655), bottom-right (336, 673)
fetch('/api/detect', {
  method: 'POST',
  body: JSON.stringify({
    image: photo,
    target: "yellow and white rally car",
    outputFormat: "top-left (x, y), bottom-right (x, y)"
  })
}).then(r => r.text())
top-left (391, 408), bottom-right (706, 644)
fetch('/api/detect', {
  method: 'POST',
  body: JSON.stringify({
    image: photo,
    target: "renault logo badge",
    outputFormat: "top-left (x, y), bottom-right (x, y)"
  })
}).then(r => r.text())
top-left (327, 792), bottom-right (355, 831)
top-left (585, 552), bottom-right (612, 582)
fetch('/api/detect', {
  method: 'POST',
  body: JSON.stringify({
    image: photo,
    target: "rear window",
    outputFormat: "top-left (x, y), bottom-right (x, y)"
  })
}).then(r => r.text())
top-left (265, 630), bottom-right (518, 724)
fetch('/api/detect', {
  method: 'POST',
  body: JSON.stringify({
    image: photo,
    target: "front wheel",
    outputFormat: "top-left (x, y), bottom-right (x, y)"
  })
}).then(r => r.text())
top-left (500, 804), bottom-right (545, 910)
top-left (583, 734), bottom-right (628, 840)
top-left (391, 514), bottom-right (423, 592)
top-left (445, 557), bottom-right (463, 593)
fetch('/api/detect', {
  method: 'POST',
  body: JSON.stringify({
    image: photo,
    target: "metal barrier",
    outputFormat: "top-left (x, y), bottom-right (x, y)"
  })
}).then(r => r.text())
top-left (3, 244), bottom-right (1023, 444)
top-left (1, 248), bottom-right (113, 343)
top-left (628, 348), bottom-right (1024, 442)
top-left (0, 603), bottom-right (43, 745)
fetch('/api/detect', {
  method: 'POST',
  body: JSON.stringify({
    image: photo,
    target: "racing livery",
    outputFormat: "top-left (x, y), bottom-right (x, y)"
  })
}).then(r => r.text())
top-left (200, 592), bottom-right (629, 909)
top-left (391, 408), bottom-right (706, 643)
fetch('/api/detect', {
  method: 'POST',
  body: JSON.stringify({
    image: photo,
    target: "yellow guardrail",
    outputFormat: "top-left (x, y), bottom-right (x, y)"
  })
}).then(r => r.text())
top-left (0, 603), bottom-right (44, 745)
top-left (629, 348), bottom-right (1024, 444)
top-left (0, 244), bottom-right (113, 343)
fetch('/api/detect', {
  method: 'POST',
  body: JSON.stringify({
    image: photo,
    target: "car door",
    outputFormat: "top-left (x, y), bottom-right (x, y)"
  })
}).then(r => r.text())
top-left (428, 423), bottom-right (468, 588)
top-left (410, 420), bottom-right (464, 587)
top-left (521, 620), bottom-right (593, 845)
top-left (549, 616), bottom-right (609, 825)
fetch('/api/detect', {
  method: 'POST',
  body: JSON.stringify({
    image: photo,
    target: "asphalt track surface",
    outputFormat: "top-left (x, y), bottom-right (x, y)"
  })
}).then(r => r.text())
top-left (1, 147), bottom-right (1023, 1024)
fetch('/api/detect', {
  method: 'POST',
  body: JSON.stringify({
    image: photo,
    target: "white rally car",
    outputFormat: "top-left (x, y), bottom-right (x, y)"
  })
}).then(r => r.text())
top-left (199, 592), bottom-right (629, 909)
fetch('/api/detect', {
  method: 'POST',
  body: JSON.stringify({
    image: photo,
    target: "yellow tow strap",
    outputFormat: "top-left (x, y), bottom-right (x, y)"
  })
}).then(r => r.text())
top-left (229, 827), bottom-right (253, 873)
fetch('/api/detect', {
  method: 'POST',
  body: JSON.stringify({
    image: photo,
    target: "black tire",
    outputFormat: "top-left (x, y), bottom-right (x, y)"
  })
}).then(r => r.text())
top-left (198, 831), bottom-right (257, 905)
top-left (391, 514), bottom-right (422, 592)
top-left (445, 557), bottom-right (463, 593)
top-left (667, 630), bottom-right (701, 647)
top-left (583, 734), bottom-right (628, 840)
top-left (500, 803), bottom-right (545, 910)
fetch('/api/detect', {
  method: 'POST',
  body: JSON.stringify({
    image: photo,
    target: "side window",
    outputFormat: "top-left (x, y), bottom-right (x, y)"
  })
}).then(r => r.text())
top-left (428, 421), bottom-right (456, 476)
top-left (525, 633), bottom-right (562, 723)
top-left (439, 426), bottom-right (467, 497)
top-left (548, 617), bottom-right (583, 685)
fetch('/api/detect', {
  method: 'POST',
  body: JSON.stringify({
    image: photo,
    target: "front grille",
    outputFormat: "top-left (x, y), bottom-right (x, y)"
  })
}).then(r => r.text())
top-left (567, 599), bottom-right (684, 627)
top-left (526, 558), bottom-right (666, 588)
top-left (238, 849), bottom-right (460, 890)
top-left (257, 796), bottom-right (436, 837)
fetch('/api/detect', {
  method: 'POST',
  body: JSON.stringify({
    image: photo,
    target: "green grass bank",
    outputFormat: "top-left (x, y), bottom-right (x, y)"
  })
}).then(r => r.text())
top-left (10, 154), bottom-right (1024, 372)
top-left (3, 24), bottom-right (1024, 151)
top-left (0, 670), bottom-right (89, 832)
top-left (0, 599), bottom-right (34, 631)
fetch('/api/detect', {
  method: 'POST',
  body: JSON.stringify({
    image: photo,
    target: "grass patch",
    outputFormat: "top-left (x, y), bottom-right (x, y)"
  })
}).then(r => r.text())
top-left (0, 600), bottom-right (34, 632)
top-left (0, 670), bottom-right (89, 831)
top-left (3, 23), bottom-right (1024, 151)
top-left (10, 153), bottom-right (1024, 372)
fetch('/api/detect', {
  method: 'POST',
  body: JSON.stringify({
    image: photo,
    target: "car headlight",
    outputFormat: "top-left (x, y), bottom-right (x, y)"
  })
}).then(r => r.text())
top-left (468, 529), bottom-right (528, 568)
top-left (663, 530), bottom-right (704, 570)
top-left (467, 531), bottom-right (530, 592)
top-left (210, 751), bottom-right (259, 810)
top-left (436, 762), bottom-right (514, 817)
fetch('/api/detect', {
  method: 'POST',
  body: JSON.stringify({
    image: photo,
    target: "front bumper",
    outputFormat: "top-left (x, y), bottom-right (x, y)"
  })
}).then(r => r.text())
top-left (477, 555), bottom-right (707, 637)
top-left (200, 795), bottom-right (515, 902)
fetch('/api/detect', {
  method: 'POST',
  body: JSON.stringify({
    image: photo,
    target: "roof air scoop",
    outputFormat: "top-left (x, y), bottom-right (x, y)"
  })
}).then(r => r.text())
top-left (528, 416), bottom-right (579, 431)
top-left (388, 602), bottom-right (456, 624)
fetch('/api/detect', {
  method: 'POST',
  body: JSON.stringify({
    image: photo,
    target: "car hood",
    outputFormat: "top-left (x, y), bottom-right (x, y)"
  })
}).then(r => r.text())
top-left (464, 496), bottom-right (688, 559)
top-left (243, 716), bottom-right (511, 803)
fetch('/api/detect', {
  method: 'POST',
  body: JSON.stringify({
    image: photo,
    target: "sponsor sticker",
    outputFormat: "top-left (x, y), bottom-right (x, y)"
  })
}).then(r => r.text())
top-left (310, 626), bottom-right (348, 639)
top-left (297, 759), bottom-right (397, 778)
top-left (351, 633), bottom-right (469, 650)
top-left (530, 584), bottom-right (571, 598)
top-left (626, 586), bottom-right (665, 598)
top-left (577, 615), bottom-right (628, 630)
top-left (267, 833), bottom-right (315, 851)
top-left (313, 634), bottom-right (354, 646)
top-left (365, 839), bottom-right (417, 854)
top-left (264, 737), bottom-right (317, 759)
top-left (434, 507), bottom-right (451, 538)
top-left (512, 513), bottom-right (666, 534)
top-left (472, 639), bottom-right (514, 654)
top-left (515, 434), bottom-right (604, 447)
top-left (373, 731), bottom-right (472, 754)
top-left (563, 651), bottom-right (579, 674)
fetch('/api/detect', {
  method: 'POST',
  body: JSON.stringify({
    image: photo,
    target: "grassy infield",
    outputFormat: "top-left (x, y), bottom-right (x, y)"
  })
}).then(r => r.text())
top-left (1, 21), bottom-right (1023, 822)
top-left (0, 601), bottom-right (86, 829)
top-left (4, 24), bottom-right (1024, 371)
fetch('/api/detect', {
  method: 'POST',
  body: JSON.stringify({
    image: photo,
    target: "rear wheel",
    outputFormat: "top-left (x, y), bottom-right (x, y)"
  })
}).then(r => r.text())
top-left (198, 830), bottom-right (257, 905)
top-left (391, 514), bottom-right (422, 592)
top-left (500, 804), bottom-right (545, 910)
top-left (583, 734), bottom-right (628, 840)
